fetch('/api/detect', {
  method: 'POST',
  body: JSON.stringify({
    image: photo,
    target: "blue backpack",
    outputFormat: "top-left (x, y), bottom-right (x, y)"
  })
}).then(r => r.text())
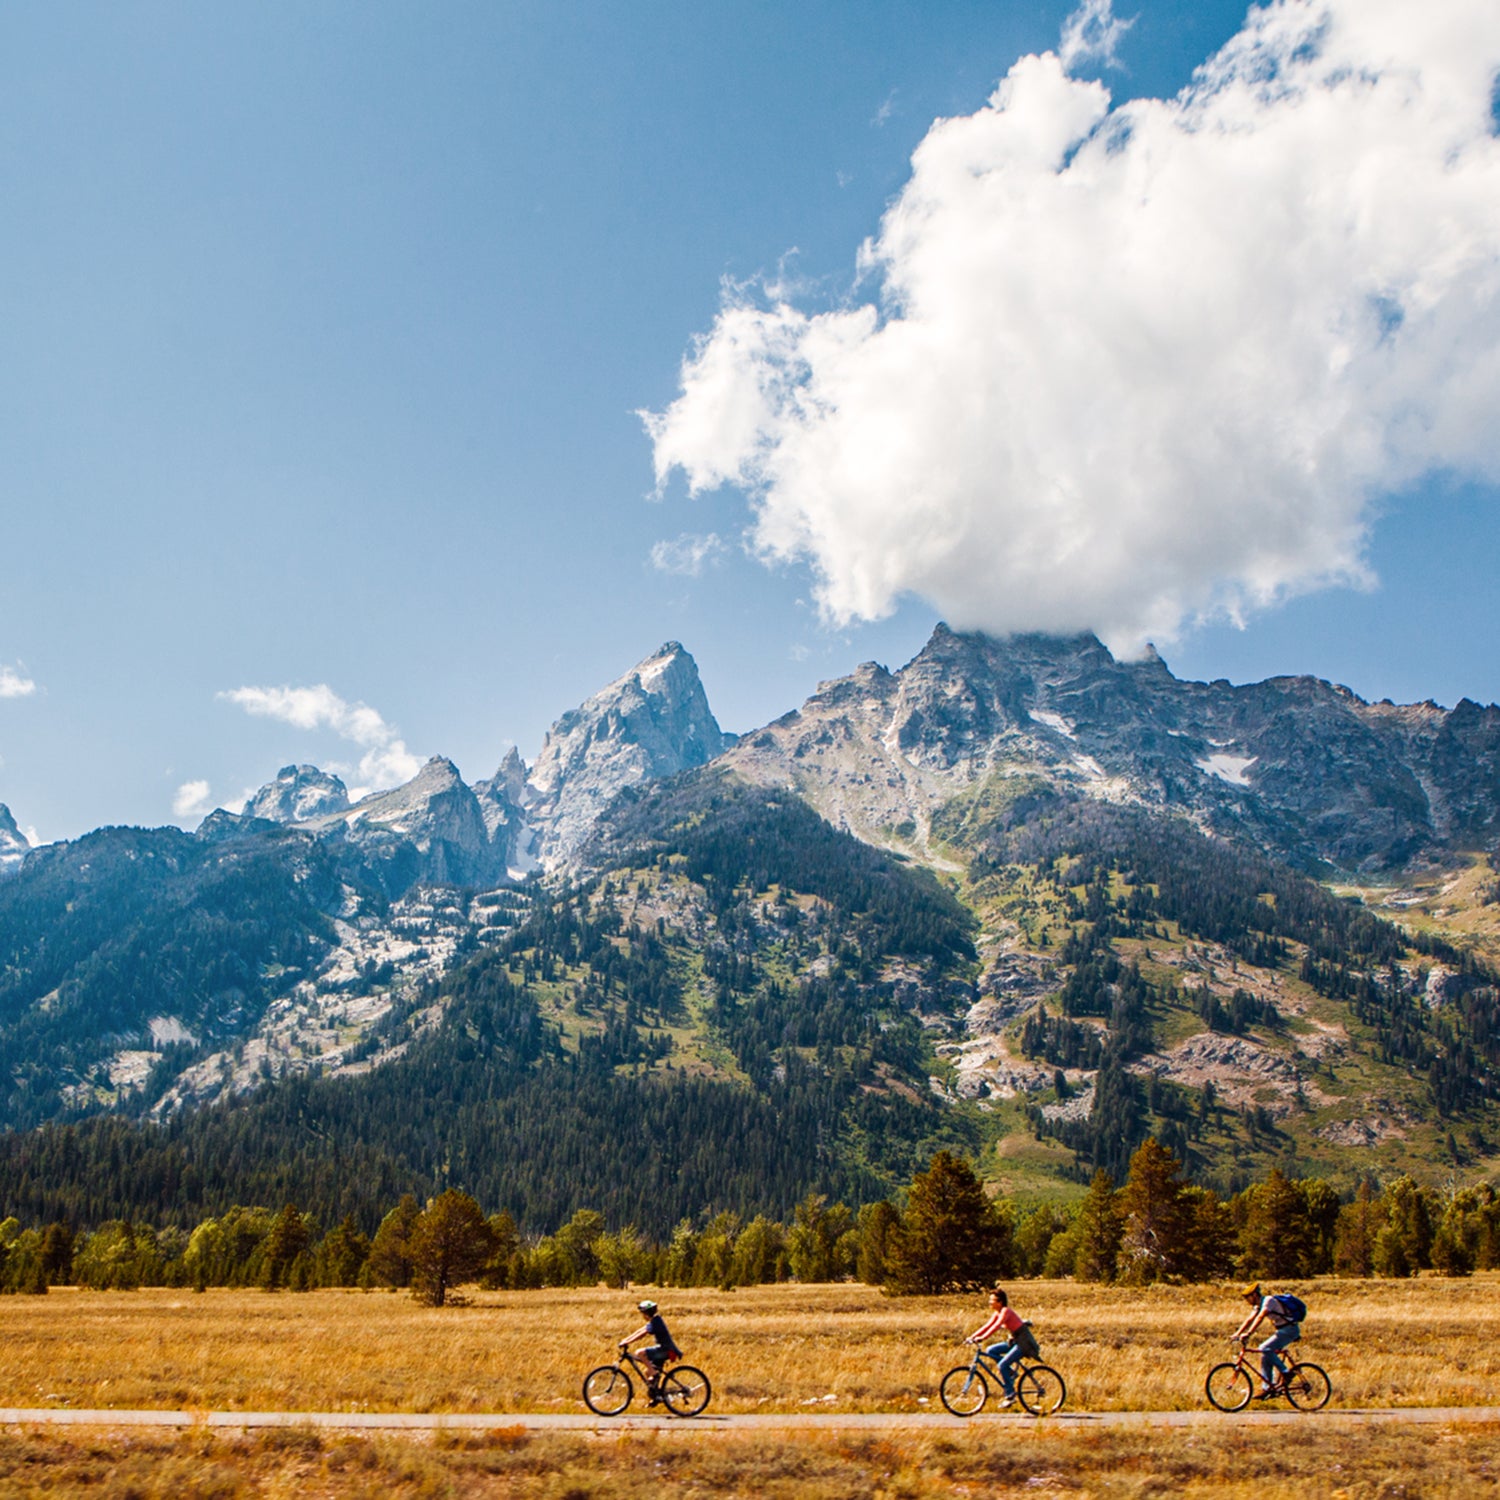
top-left (1272, 1293), bottom-right (1307, 1323)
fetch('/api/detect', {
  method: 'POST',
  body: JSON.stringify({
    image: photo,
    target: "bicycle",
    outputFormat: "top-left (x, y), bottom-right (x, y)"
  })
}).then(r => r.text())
top-left (582, 1344), bottom-right (713, 1417)
top-left (939, 1341), bottom-right (1066, 1417)
top-left (1204, 1339), bottom-right (1331, 1412)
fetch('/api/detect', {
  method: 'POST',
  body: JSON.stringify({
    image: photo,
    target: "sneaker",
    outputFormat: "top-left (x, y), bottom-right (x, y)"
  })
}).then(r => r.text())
top-left (999, 1395), bottom-right (1016, 1408)
top-left (1253, 1387), bottom-right (1276, 1400)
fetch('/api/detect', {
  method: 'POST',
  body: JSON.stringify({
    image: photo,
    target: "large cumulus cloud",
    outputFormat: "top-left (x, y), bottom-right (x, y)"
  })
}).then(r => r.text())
top-left (644, 0), bottom-right (1500, 654)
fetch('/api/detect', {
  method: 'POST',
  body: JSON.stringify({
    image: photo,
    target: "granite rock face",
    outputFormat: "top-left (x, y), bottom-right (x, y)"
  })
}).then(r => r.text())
top-left (301, 756), bottom-right (511, 896)
top-left (243, 764), bottom-right (351, 824)
top-left (522, 642), bottom-right (734, 863)
top-left (0, 804), bottom-right (28, 878)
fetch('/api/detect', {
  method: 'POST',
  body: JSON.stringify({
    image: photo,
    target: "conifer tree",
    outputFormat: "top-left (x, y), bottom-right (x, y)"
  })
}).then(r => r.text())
top-left (884, 1151), bottom-right (1008, 1294)
top-left (409, 1190), bottom-right (497, 1307)
top-left (1117, 1138), bottom-right (1194, 1284)
top-left (369, 1194), bottom-right (421, 1289)
top-left (1332, 1180), bottom-right (1383, 1277)
top-left (1071, 1170), bottom-right (1124, 1283)
top-left (259, 1204), bottom-right (312, 1291)
top-left (1235, 1168), bottom-right (1316, 1278)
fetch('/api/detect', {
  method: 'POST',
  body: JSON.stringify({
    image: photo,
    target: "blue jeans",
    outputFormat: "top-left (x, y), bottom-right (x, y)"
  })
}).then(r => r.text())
top-left (984, 1341), bottom-right (1022, 1396)
top-left (1258, 1323), bottom-right (1300, 1386)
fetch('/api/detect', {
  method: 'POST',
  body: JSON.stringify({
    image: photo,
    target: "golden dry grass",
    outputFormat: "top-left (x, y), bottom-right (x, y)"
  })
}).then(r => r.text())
top-left (2, 1420), bottom-right (1499, 1498)
top-left (1, 1276), bottom-right (1498, 1416)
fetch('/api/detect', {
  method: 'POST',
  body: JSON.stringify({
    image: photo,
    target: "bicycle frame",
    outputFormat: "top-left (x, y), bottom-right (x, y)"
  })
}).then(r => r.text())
top-left (1205, 1338), bottom-right (1331, 1413)
top-left (1230, 1338), bottom-right (1290, 1388)
top-left (617, 1346), bottom-right (667, 1389)
top-left (940, 1339), bottom-right (1067, 1418)
top-left (974, 1341), bottom-right (1042, 1378)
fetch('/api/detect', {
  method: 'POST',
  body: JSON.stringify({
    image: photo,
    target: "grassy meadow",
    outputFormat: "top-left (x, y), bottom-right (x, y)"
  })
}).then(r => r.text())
top-left (4, 1419), bottom-right (1500, 1498)
top-left (1, 1276), bottom-right (1498, 1415)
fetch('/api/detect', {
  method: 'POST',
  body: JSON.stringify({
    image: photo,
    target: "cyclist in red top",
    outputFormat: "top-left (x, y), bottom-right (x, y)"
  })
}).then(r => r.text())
top-left (966, 1286), bottom-right (1025, 1407)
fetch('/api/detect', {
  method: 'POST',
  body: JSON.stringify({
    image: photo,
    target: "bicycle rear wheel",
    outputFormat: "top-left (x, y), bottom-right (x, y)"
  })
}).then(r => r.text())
top-left (582, 1364), bottom-right (633, 1416)
top-left (939, 1365), bottom-right (989, 1416)
top-left (1282, 1362), bottom-right (1331, 1411)
top-left (1205, 1363), bottom-right (1254, 1412)
top-left (659, 1365), bottom-right (711, 1417)
top-left (1016, 1364), bottom-right (1066, 1416)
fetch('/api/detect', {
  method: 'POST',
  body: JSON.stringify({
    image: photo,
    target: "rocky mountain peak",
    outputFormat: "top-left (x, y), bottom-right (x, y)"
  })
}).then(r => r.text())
top-left (0, 804), bottom-right (29, 878)
top-left (723, 622), bottom-right (1500, 874)
top-left (525, 642), bottom-right (734, 862)
top-left (243, 764), bottom-right (350, 824)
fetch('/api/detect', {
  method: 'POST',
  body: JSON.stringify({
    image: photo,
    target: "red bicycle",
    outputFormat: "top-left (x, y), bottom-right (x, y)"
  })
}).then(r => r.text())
top-left (1205, 1339), bottom-right (1331, 1412)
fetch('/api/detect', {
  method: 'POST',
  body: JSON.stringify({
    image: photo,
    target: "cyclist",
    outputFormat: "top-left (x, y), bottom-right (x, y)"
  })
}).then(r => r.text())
top-left (1233, 1283), bottom-right (1302, 1397)
top-left (620, 1299), bottom-right (682, 1401)
top-left (966, 1286), bottom-right (1028, 1408)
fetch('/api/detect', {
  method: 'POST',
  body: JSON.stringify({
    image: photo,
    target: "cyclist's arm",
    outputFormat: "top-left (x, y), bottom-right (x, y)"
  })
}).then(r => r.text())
top-left (620, 1322), bottom-right (650, 1347)
top-left (968, 1312), bottom-right (1003, 1343)
top-left (1233, 1308), bottom-right (1265, 1340)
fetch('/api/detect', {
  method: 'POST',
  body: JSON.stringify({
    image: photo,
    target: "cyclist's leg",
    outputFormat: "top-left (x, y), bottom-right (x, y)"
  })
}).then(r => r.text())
top-left (1257, 1325), bottom-right (1297, 1388)
top-left (993, 1342), bottom-right (1022, 1398)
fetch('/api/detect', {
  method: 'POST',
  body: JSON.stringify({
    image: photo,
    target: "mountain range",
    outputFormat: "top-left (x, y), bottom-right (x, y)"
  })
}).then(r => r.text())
top-left (1, 627), bottom-right (1498, 1225)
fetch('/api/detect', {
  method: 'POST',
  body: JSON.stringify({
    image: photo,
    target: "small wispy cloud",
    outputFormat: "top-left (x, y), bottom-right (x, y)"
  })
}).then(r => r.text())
top-left (173, 780), bottom-right (215, 820)
top-left (650, 532), bottom-right (727, 577)
top-left (219, 683), bottom-right (423, 798)
top-left (1059, 0), bottom-right (1133, 74)
top-left (872, 92), bottom-right (897, 128)
top-left (0, 664), bottom-right (37, 699)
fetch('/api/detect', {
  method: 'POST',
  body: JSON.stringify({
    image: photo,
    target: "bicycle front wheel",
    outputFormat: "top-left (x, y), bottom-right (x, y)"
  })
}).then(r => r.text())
top-left (939, 1365), bottom-right (989, 1416)
top-left (1282, 1362), bottom-right (1331, 1411)
top-left (1016, 1364), bottom-right (1066, 1416)
top-left (1205, 1363), bottom-right (1254, 1412)
top-left (582, 1363), bottom-right (633, 1416)
top-left (659, 1365), bottom-right (712, 1417)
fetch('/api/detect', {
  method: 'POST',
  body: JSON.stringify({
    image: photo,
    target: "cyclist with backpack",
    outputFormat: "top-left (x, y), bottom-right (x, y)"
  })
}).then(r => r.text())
top-left (966, 1287), bottom-right (1038, 1408)
top-left (1233, 1284), bottom-right (1306, 1397)
top-left (619, 1299), bottom-right (682, 1402)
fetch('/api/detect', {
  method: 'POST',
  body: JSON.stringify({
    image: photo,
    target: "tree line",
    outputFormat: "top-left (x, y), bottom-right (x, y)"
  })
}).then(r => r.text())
top-left (7, 1141), bottom-right (1500, 1302)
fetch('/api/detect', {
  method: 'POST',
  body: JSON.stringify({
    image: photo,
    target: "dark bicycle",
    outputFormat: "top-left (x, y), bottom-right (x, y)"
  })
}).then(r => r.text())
top-left (1205, 1339), bottom-right (1331, 1412)
top-left (939, 1342), bottom-right (1066, 1417)
top-left (582, 1344), bottom-right (712, 1417)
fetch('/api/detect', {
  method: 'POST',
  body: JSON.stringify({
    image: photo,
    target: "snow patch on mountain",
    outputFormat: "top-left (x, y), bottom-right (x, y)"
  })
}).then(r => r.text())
top-left (0, 804), bottom-right (30, 878)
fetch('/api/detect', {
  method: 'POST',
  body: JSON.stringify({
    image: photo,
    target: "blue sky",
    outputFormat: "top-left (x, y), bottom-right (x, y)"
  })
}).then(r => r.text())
top-left (2, 1), bottom-right (1497, 843)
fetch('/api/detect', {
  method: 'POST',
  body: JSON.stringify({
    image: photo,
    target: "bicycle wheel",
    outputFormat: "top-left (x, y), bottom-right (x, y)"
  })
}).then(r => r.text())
top-left (939, 1365), bottom-right (989, 1416)
top-left (1205, 1363), bottom-right (1254, 1412)
top-left (582, 1363), bottom-right (633, 1416)
top-left (1282, 1362), bottom-right (1331, 1411)
top-left (1016, 1364), bottom-right (1066, 1416)
top-left (659, 1365), bottom-right (711, 1417)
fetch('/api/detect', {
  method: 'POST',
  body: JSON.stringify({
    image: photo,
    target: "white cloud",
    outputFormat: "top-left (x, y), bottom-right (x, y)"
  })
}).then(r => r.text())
top-left (645, 0), bottom-right (1500, 656)
top-left (650, 532), bottom-right (727, 576)
top-left (1059, 0), bottom-right (1134, 74)
top-left (220, 683), bottom-right (423, 797)
top-left (0, 664), bottom-right (36, 699)
top-left (173, 780), bottom-right (215, 820)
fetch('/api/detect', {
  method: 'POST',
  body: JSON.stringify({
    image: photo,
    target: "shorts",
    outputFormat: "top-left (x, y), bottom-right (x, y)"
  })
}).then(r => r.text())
top-left (643, 1345), bottom-right (675, 1366)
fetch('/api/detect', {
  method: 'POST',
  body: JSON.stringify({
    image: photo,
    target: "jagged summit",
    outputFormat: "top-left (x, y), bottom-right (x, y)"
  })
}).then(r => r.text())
top-left (723, 623), bottom-right (1500, 874)
top-left (524, 641), bottom-right (734, 861)
top-left (0, 804), bottom-right (28, 878)
top-left (243, 764), bottom-right (350, 824)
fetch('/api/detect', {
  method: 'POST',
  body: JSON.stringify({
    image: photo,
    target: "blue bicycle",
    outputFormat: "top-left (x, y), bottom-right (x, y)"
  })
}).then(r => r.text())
top-left (939, 1342), bottom-right (1066, 1416)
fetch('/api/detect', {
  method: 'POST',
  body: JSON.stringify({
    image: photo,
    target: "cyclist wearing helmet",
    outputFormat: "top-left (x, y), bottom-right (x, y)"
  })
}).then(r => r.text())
top-left (620, 1300), bottom-right (682, 1397)
top-left (1233, 1283), bottom-right (1301, 1397)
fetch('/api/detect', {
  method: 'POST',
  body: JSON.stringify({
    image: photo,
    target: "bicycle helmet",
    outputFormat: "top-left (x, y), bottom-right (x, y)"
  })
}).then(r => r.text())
top-left (1241, 1283), bottom-right (1262, 1300)
top-left (637, 1300), bottom-right (658, 1314)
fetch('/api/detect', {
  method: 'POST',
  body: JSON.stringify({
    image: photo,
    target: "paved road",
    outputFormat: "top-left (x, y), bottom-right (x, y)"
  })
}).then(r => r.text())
top-left (4, 1407), bottom-right (1498, 1432)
